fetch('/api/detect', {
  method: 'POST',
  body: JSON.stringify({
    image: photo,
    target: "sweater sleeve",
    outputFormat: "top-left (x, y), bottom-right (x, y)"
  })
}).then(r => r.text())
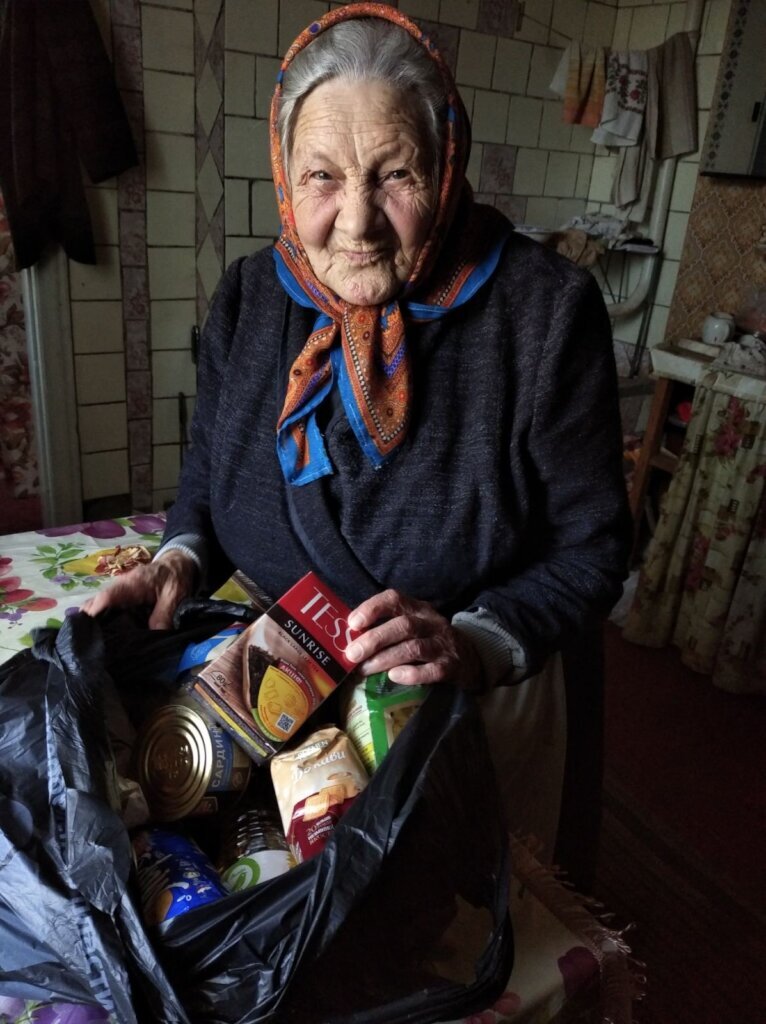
top-left (469, 272), bottom-right (631, 681)
top-left (161, 259), bottom-right (245, 592)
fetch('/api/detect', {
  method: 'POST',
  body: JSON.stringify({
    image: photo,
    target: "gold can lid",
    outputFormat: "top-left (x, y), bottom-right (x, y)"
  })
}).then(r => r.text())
top-left (137, 703), bottom-right (213, 820)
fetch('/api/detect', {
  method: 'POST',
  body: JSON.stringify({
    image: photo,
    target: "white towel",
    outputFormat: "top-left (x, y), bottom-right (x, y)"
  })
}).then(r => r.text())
top-left (592, 49), bottom-right (649, 147)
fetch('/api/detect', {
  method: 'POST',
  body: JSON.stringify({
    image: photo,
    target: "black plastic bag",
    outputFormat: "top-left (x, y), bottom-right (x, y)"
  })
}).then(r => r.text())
top-left (0, 609), bottom-right (513, 1023)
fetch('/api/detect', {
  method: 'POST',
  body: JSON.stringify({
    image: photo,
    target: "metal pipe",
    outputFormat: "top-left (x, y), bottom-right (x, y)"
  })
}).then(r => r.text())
top-left (606, 0), bottom-right (706, 320)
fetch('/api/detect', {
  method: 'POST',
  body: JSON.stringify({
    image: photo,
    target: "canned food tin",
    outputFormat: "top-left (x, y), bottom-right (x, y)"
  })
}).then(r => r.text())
top-left (137, 695), bottom-right (251, 820)
top-left (219, 802), bottom-right (294, 892)
top-left (132, 828), bottom-right (227, 925)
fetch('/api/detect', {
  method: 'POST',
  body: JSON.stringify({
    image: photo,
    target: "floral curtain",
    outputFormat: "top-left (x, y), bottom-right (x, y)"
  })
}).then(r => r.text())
top-left (0, 186), bottom-right (38, 498)
top-left (623, 369), bottom-right (766, 695)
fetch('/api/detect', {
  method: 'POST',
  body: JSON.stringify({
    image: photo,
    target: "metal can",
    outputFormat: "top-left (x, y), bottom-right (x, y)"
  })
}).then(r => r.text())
top-left (136, 694), bottom-right (251, 820)
top-left (132, 827), bottom-right (227, 925)
top-left (218, 779), bottom-right (294, 892)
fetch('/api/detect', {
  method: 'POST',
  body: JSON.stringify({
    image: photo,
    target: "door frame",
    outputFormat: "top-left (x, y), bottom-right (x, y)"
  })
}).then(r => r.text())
top-left (21, 250), bottom-right (83, 527)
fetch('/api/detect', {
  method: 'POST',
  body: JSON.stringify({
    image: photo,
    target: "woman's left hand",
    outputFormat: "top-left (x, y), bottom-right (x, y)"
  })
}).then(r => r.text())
top-left (345, 589), bottom-right (483, 688)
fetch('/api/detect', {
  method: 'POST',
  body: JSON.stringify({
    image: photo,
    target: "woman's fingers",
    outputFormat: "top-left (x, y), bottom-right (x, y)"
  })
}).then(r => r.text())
top-left (346, 588), bottom-right (481, 687)
top-left (80, 551), bottom-right (196, 630)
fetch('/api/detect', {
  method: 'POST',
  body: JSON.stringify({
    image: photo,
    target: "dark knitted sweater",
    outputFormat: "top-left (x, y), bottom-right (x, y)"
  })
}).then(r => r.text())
top-left (164, 229), bottom-right (631, 678)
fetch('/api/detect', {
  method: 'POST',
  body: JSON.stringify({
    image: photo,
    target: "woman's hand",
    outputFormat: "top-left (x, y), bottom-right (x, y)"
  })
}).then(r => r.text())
top-left (345, 589), bottom-right (483, 688)
top-left (80, 550), bottom-right (197, 630)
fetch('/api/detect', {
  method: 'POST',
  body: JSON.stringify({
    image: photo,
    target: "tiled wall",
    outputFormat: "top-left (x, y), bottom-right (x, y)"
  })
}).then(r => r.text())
top-left (665, 0), bottom-right (766, 346)
top-left (64, 0), bottom-right (730, 513)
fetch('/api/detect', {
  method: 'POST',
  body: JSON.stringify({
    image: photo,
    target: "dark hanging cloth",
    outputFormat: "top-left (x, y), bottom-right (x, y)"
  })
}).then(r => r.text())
top-left (0, 0), bottom-right (138, 270)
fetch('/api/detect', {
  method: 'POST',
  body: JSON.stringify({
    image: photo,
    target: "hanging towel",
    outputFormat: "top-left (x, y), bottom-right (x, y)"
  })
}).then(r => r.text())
top-left (612, 45), bottom-right (660, 221)
top-left (550, 42), bottom-right (607, 128)
top-left (591, 49), bottom-right (649, 147)
top-left (654, 32), bottom-right (698, 159)
top-left (0, 0), bottom-right (138, 270)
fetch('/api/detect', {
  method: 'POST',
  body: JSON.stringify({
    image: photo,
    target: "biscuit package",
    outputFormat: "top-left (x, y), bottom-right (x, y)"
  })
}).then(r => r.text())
top-left (187, 572), bottom-right (361, 764)
top-left (342, 672), bottom-right (430, 775)
top-left (270, 727), bottom-right (368, 863)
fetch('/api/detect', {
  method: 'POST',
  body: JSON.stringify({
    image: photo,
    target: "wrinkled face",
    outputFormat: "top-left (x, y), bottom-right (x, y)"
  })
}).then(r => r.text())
top-left (288, 79), bottom-right (436, 305)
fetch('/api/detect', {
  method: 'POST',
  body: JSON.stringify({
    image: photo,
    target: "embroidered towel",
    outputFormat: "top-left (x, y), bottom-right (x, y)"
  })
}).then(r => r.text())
top-left (591, 49), bottom-right (648, 147)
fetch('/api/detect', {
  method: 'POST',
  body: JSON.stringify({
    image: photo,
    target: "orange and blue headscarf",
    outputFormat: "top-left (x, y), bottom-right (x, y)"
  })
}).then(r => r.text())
top-left (271, 3), bottom-right (510, 486)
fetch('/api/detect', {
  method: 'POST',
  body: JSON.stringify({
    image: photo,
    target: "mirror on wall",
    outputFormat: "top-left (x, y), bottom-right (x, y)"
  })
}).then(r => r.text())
top-left (701, 0), bottom-right (766, 179)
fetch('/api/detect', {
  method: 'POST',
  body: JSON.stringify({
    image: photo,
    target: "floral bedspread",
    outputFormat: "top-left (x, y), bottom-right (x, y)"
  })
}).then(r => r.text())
top-left (0, 517), bottom-right (636, 1023)
top-left (0, 514), bottom-right (168, 659)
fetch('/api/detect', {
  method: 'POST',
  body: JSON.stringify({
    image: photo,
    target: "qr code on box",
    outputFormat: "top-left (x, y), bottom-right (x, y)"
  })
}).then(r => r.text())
top-left (276, 712), bottom-right (295, 734)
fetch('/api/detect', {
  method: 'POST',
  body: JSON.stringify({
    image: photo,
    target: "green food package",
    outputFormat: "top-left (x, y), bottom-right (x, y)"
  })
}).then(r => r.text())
top-left (342, 671), bottom-right (430, 775)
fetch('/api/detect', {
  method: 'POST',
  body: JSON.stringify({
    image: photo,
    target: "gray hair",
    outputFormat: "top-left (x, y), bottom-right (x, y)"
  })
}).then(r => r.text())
top-left (277, 18), bottom-right (448, 184)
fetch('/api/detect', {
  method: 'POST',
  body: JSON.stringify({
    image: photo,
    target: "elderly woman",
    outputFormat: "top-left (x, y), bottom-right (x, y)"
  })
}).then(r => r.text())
top-left (85, 4), bottom-right (629, 879)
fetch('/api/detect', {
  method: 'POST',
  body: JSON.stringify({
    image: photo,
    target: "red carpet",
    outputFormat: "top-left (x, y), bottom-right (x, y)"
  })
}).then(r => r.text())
top-left (602, 621), bottom-right (766, 917)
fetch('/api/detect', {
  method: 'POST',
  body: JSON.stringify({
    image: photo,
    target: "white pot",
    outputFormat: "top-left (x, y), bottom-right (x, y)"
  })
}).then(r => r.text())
top-left (702, 311), bottom-right (735, 346)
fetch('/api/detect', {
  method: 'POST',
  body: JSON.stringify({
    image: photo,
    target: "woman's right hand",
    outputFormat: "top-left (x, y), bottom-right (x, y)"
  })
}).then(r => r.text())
top-left (80, 550), bottom-right (197, 629)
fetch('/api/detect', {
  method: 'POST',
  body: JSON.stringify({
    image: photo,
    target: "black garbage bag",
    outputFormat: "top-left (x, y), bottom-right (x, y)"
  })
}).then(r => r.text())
top-left (0, 609), bottom-right (513, 1023)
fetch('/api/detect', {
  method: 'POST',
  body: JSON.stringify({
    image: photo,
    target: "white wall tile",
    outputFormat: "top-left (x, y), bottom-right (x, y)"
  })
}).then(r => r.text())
top-left (526, 45), bottom-right (563, 100)
top-left (256, 56), bottom-right (281, 118)
top-left (669, 161), bottom-right (699, 213)
top-left (143, 71), bottom-right (194, 134)
top-left (196, 235), bottom-right (223, 305)
top-left (69, 246), bottom-right (122, 300)
top-left (153, 444), bottom-right (182, 490)
top-left (459, 86), bottom-right (475, 121)
top-left (148, 247), bottom-right (196, 299)
top-left (696, 54), bottom-right (721, 110)
top-left (663, 210), bottom-right (691, 260)
top-left (575, 154), bottom-right (594, 198)
top-left (551, 0), bottom-right (587, 41)
top-left (544, 151), bottom-right (579, 196)
top-left (225, 236), bottom-right (274, 263)
top-left (251, 180), bottom-right (280, 237)
top-left (556, 197), bottom-right (587, 224)
top-left (225, 117), bottom-right (271, 178)
top-left (506, 96), bottom-right (543, 147)
top-left (655, 258), bottom-right (680, 307)
top-left (666, 2), bottom-right (686, 38)
top-left (85, 187), bottom-right (119, 246)
top-left (145, 133), bottom-right (196, 192)
top-left (399, 0), bottom-right (440, 18)
top-left (588, 154), bottom-right (616, 203)
top-left (82, 450), bottom-right (130, 501)
top-left (465, 141), bottom-right (483, 190)
top-left (628, 4), bottom-right (669, 49)
top-left (148, 0), bottom-right (192, 8)
top-left (524, 196), bottom-right (561, 226)
top-left (457, 31), bottom-right (496, 89)
top-left (513, 148), bottom-right (549, 195)
top-left (611, 7), bottom-right (632, 49)
top-left (440, 0), bottom-right (479, 30)
top-left (151, 300), bottom-right (197, 350)
top-left (79, 403), bottom-right (128, 454)
top-left (154, 397), bottom-right (196, 445)
top-left (515, 13), bottom-right (550, 44)
top-left (538, 99), bottom-right (571, 150)
top-left (75, 354), bottom-right (127, 405)
top-left (397, 0), bottom-right (440, 17)
top-left (700, 0), bottom-right (730, 55)
top-left (142, 6), bottom-right (194, 73)
top-left (582, 2), bottom-right (616, 47)
top-left (226, 0), bottom-right (278, 54)
top-left (647, 303), bottom-right (670, 347)
top-left (472, 90), bottom-right (510, 143)
top-left (569, 124), bottom-right (596, 154)
top-left (492, 38), bottom-right (532, 94)
top-left (225, 179), bottom-right (251, 235)
top-left (279, 1), bottom-right (330, 55)
top-left (71, 301), bottom-right (124, 354)
top-left (147, 192), bottom-right (196, 247)
top-left (152, 350), bottom-right (198, 398)
top-left (225, 51), bottom-right (255, 117)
